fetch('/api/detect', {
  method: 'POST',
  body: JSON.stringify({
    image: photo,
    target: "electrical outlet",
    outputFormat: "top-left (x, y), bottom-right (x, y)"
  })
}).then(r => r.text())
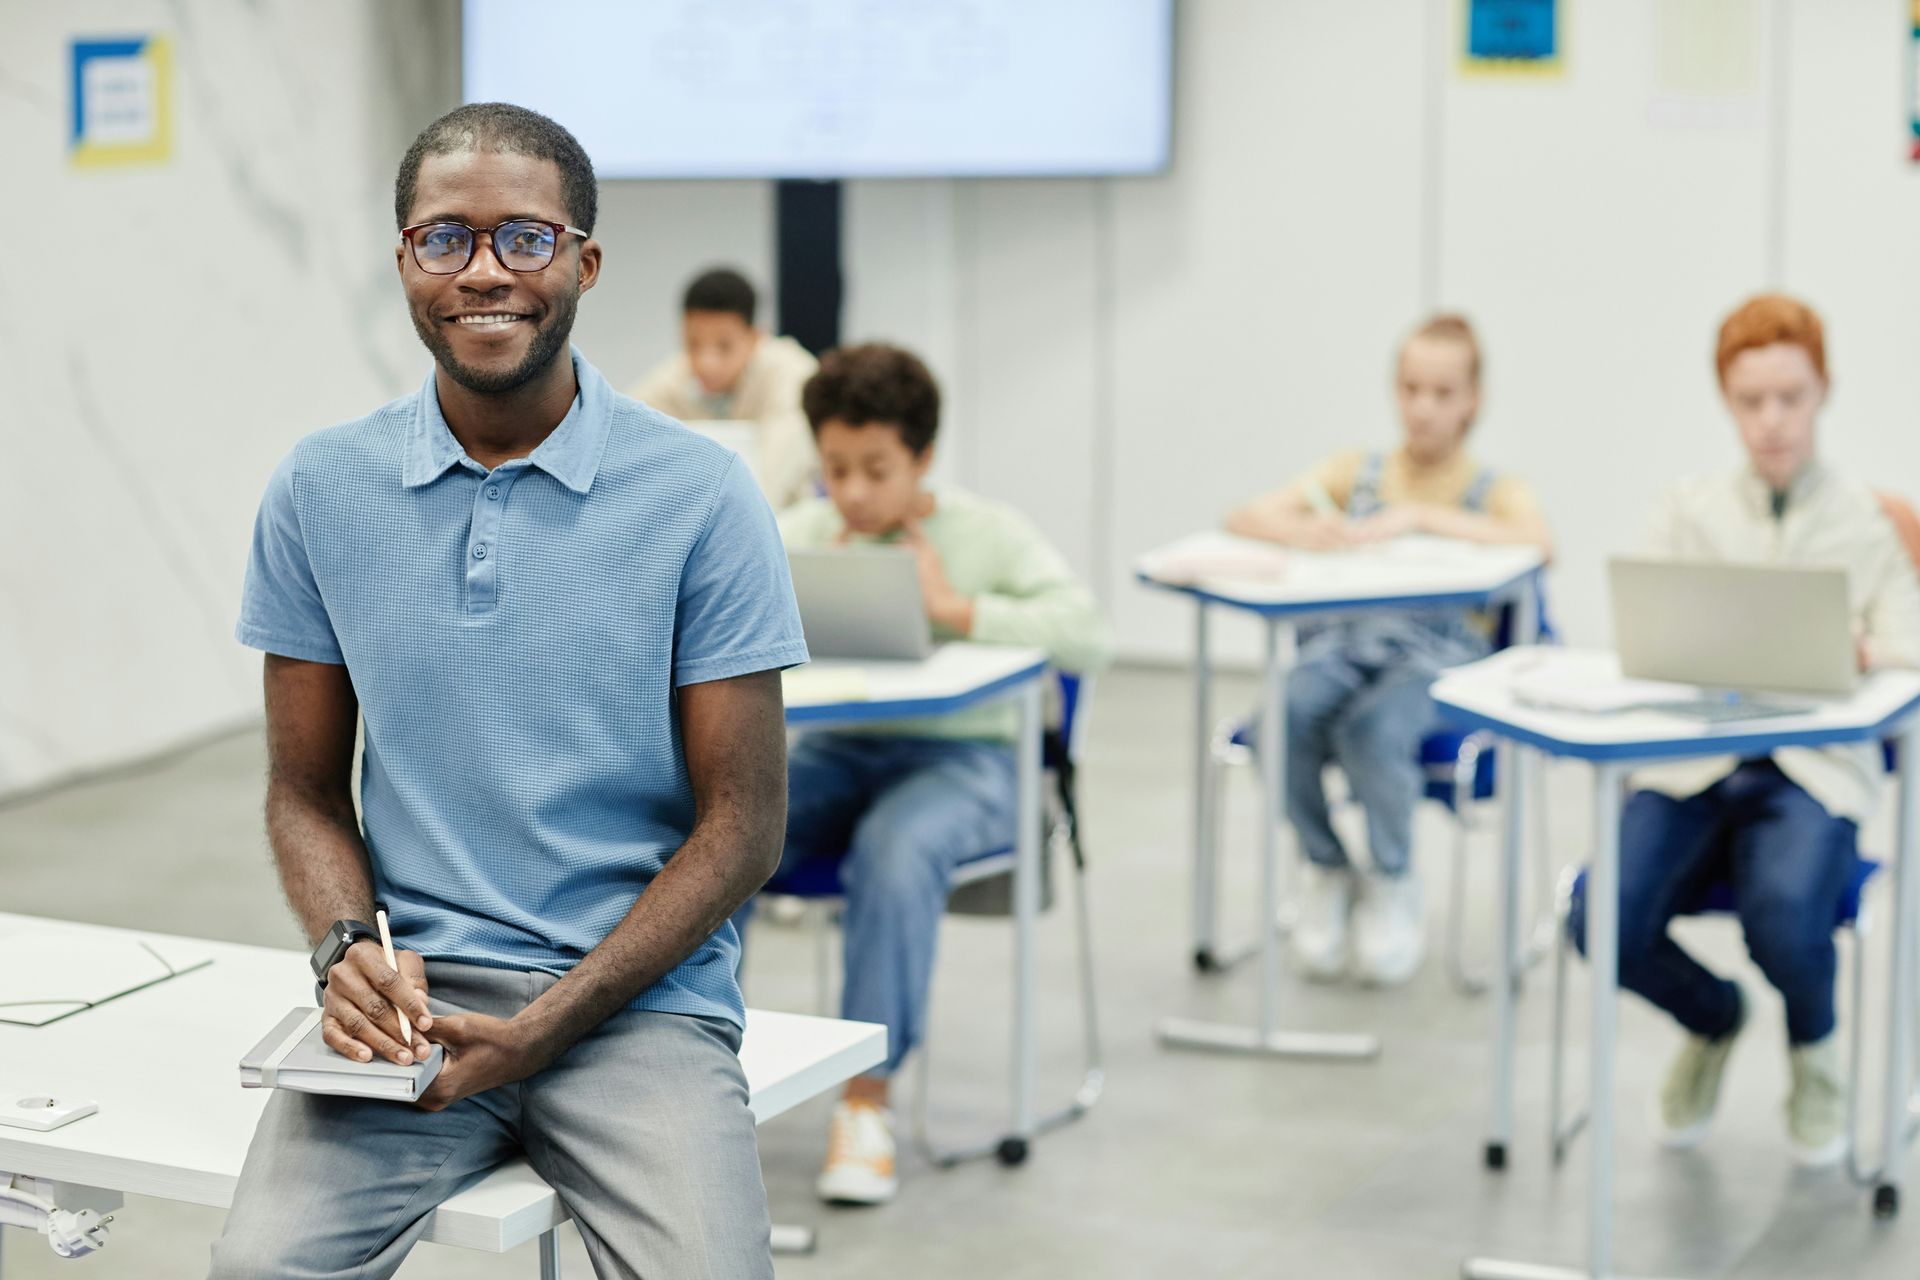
top-left (0, 1095), bottom-right (99, 1132)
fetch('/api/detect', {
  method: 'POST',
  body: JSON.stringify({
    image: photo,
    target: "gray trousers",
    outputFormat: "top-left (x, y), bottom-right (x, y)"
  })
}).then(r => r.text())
top-left (209, 962), bottom-right (773, 1280)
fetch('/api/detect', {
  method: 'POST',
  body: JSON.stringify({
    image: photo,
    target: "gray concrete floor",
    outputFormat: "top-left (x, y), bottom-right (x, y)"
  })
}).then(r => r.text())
top-left (3, 664), bottom-right (1917, 1278)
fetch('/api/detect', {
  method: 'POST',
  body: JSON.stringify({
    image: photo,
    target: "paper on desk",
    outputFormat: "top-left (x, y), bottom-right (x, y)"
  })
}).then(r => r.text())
top-left (1508, 667), bottom-right (1698, 713)
top-left (0, 933), bottom-right (213, 1026)
top-left (1136, 532), bottom-right (1290, 585)
top-left (783, 665), bottom-right (871, 705)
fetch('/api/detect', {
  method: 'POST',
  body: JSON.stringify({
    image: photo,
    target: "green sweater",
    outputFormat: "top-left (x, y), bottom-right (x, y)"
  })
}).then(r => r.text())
top-left (779, 487), bottom-right (1114, 742)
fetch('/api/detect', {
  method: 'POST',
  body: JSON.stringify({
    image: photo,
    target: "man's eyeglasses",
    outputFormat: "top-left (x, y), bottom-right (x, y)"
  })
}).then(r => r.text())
top-left (399, 219), bottom-right (588, 276)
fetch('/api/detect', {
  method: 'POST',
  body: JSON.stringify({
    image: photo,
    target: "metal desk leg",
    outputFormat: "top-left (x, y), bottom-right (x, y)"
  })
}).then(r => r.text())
top-left (1006, 676), bottom-right (1044, 1163)
top-left (1158, 618), bottom-right (1379, 1061)
top-left (1484, 730), bottom-right (1526, 1171)
top-left (1466, 763), bottom-right (1636, 1280)
top-left (1191, 601), bottom-right (1221, 970)
top-left (538, 1227), bottom-right (560, 1279)
top-left (1877, 725), bottom-right (1920, 1218)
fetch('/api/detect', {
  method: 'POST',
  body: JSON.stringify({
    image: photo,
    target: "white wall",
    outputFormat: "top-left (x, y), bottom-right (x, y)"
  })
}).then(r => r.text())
top-left (807, 0), bottom-right (1920, 665)
top-left (18, 0), bottom-right (1920, 790)
top-left (1, 1), bottom-right (461, 794)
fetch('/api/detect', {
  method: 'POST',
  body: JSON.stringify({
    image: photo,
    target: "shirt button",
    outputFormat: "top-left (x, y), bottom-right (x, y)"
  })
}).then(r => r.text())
top-left (472, 544), bottom-right (488, 560)
top-left (486, 486), bottom-right (500, 500)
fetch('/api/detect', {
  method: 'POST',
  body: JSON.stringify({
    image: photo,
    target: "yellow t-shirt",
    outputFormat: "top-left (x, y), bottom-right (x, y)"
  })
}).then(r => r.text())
top-left (1290, 447), bottom-right (1542, 523)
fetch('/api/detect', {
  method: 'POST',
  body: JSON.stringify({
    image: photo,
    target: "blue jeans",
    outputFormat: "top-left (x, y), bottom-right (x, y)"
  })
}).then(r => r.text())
top-left (1568, 759), bottom-right (1859, 1046)
top-left (1282, 645), bottom-right (1453, 878)
top-left (745, 733), bottom-right (1017, 1077)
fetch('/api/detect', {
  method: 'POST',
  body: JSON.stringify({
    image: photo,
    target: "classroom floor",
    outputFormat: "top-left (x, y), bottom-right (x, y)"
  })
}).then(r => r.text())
top-left (4, 664), bottom-right (1919, 1279)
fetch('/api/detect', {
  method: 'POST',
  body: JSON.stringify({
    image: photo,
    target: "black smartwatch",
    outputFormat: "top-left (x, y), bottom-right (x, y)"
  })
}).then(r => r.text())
top-left (310, 918), bottom-right (379, 1004)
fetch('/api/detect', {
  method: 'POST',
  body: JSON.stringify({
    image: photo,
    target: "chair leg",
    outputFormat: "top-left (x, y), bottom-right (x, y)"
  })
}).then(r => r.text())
top-left (1848, 915), bottom-right (1874, 1185)
top-left (1195, 725), bottom-right (1259, 974)
top-left (1445, 795), bottom-right (1486, 997)
top-left (914, 824), bottom-right (1104, 1168)
top-left (1548, 867), bottom-right (1586, 1166)
top-left (812, 900), bottom-right (835, 1019)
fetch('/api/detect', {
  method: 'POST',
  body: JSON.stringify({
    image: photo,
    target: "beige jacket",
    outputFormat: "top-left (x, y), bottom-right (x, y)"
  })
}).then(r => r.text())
top-left (1632, 462), bottom-right (1920, 821)
top-left (629, 334), bottom-right (819, 510)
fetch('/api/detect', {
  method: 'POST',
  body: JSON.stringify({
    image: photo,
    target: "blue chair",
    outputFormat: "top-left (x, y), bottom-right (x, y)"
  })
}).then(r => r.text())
top-left (1193, 586), bottom-right (1559, 993)
top-left (1548, 854), bottom-right (1884, 1176)
top-left (750, 670), bottom-right (1102, 1170)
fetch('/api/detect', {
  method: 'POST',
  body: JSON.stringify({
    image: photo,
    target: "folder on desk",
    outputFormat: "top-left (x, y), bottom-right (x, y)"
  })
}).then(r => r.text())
top-left (0, 933), bottom-right (213, 1026)
top-left (240, 1008), bottom-right (443, 1101)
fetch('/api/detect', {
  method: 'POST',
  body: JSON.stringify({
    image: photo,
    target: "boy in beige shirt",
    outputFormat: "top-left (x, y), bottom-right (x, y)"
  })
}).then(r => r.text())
top-left (629, 267), bottom-right (819, 509)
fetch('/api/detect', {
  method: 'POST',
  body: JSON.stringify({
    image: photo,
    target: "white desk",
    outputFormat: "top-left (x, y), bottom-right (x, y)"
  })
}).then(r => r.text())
top-left (1433, 648), bottom-right (1920, 1280)
top-left (1136, 532), bottom-right (1544, 1062)
top-left (781, 642), bottom-right (1054, 1165)
top-left (0, 913), bottom-right (884, 1274)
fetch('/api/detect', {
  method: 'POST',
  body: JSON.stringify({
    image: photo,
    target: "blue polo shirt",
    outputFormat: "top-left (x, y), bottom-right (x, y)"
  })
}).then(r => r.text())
top-left (236, 350), bottom-right (808, 1027)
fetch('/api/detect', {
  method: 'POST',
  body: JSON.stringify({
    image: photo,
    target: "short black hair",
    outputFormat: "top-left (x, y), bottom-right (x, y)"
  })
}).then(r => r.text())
top-left (683, 268), bottom-right (756, 324)
top-left (394, 103), bottom-right (597, 232)
top-left (802, 344), bottom-right (941, 456)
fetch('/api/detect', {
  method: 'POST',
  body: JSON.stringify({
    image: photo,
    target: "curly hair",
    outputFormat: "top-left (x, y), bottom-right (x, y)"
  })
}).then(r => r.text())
top-left (394, 102), bottom-right (597, 232)
top-left (801, 343), bottom-right (942, 455)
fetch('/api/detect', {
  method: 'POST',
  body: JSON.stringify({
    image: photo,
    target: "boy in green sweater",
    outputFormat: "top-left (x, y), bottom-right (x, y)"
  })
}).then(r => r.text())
top-left (772, 343), bottom-right (1111, 1204)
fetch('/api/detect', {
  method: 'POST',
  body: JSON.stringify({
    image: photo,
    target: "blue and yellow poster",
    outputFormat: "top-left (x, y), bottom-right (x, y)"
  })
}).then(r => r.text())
top-left (70, 35), bottom-right (173, 168)
top-left (1461, 0), bottom-right (1564, 79)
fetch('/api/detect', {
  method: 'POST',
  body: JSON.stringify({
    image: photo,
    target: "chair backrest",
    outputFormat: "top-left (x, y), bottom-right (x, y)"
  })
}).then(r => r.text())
top-left (1490, 575), bottom-right (1558, 651)
top-left (1874, 489), bottom-right (1920, 577)
top-left (1056, 671), bottom-right (1091, 765)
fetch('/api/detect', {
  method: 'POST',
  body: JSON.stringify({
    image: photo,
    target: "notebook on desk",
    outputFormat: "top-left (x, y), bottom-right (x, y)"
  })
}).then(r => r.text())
top-left (239, 1008), bottom-right (443, 1101)
top-left (0, 933), bottom-right (213, 1027)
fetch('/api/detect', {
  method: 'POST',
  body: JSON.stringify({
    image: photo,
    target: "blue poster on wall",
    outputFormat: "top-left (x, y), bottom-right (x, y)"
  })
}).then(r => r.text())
top-left (70, 34), bottom-right (173, 168)
top-left (1464, 0), bottom-right (1561, 76)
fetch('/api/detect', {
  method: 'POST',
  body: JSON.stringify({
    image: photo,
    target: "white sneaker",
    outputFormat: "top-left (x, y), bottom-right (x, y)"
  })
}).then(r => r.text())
top-left (1290, 863), bottom-right (1355, 981)
top-left (1786, 1034), bottom-right (1847, 1169)
top-left (1353, 872), bottom-right (1425, 987)
top-left (816, 1100), bottom-right (898, 1205)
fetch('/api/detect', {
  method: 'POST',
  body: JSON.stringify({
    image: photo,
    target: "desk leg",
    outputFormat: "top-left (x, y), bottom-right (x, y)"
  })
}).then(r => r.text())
top-left (1466, 763), bottom-right (1634, 1280)
top-left (1009, 675), bottom-right (1044, 1162)
top-left (538, 1227), bottom-right (560, 1279)
top-left (1485, 731), bottom-right (1525, 1170)
top-left (1877, 726), bottom-right (1920, 1218)
top-left (1192, 600), bottom-right (1219, 969)
top-left (1158, 617), bottom-right (1379, 1061)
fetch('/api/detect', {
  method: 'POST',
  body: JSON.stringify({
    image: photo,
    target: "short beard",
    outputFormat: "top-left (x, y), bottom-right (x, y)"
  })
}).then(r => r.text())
top-left (412, 287), bottom-right (579, 396)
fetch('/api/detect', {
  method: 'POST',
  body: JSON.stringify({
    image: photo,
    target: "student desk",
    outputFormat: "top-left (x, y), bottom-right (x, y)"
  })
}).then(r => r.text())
top-left (0, 913), bottom-right (884, 1276)
top-left (1135, 532), bottom-right (1544, 1062)
top-left (1432, 648), bottom-right (1920, 1280)
top-left (781, 642), bottom-right (1052, 1164)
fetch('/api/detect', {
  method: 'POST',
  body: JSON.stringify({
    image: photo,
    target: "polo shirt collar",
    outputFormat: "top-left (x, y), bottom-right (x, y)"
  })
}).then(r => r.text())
top-left (403, 347), bottom-right (612, 494)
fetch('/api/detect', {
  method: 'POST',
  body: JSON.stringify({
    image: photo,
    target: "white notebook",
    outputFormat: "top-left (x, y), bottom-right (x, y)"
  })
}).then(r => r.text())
top-left (239, 1008), bottom-right (443, 1101)
top-left (0, 933), bottom-right (213, 1027)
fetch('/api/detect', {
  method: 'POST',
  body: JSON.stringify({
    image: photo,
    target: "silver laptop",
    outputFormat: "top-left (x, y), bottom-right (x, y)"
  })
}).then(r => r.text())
top-left (1608, 558), bottom-right (1857, 711)
top-left (788, 547), bottom-right (934, 662)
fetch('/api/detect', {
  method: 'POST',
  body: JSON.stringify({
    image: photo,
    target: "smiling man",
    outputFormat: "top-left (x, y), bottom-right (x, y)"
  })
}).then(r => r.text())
top-left (210, 104), bottom-right (806, 1278)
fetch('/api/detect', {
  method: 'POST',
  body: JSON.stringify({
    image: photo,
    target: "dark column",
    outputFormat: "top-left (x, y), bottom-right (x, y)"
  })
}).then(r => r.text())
top-left (775, 179), bottom-right (843, 356)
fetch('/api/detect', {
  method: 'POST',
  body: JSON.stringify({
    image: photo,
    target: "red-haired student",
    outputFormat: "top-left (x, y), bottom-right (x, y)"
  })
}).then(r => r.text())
top-left (1567, 294), bottom-right (1920, 1166)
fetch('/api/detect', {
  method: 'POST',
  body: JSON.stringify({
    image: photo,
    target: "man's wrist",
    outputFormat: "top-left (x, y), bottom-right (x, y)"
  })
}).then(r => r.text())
top-left (934, 594), bottom-right (975, 636)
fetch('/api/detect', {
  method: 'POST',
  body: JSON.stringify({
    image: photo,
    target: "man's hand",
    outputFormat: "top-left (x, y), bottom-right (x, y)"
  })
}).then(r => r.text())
top-left (414, 1012), bottom-right (547, 1111)
top-left (901, 515), bottom-right (974, 634)
top-left (321, 942), bottom-right (432, 1067)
